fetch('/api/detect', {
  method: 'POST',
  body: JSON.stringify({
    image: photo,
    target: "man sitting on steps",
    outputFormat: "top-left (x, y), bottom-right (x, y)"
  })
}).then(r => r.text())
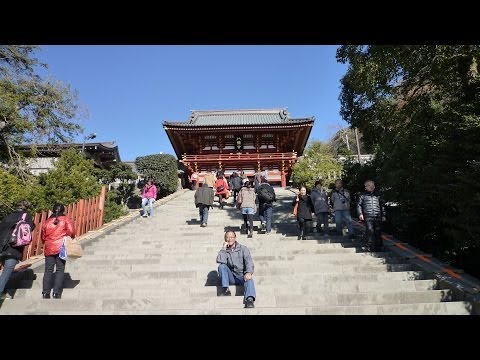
top-left (216, 230), bottom-right (256, 309)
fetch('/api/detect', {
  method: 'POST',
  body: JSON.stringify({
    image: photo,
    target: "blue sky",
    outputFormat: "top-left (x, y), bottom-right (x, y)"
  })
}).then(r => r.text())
top-left (39, 45), bottom-right (349, 161)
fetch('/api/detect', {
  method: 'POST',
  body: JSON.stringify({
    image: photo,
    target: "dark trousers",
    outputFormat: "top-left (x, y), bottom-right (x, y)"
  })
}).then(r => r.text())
top-left (364, 218), bottom-right (383, 250)
top-left (316, 212), bottom-right (329, 234)
top-left (298, 219), bottom-right (312, 237)
top-left (242, 214), bottom-right (254, 233)
top-left (199, 204), bottom-right (209, 224)
top-left (259, 203), bottom-right (273, 233)
top-left (43, 254), bottom-right (66, 294)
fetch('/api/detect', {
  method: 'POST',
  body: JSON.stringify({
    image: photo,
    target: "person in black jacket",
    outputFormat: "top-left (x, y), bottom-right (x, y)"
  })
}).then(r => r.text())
top-left (0, 200), bottom-right (35, 299)
top-left (293, 186), bottom-right (315, 240)
top-left (229, 172), bottom-right (243, 204)
top-left (257, 177), bottom-right (276, 234)
top-left (357, 180), bottom-right (385, 252)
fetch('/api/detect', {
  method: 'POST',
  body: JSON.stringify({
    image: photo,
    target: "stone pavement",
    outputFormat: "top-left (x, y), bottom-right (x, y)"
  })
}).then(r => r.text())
top-left (0, 188), bottom-right (474, 314)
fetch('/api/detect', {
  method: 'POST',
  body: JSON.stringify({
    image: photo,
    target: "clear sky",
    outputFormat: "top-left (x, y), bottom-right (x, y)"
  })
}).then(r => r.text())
top-left (39, 45), bottom-right (349, 161)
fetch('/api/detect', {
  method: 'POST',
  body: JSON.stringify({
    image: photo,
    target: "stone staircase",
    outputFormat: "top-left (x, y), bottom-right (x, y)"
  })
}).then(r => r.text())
top-left (0, 188), bottom-right (474, 314)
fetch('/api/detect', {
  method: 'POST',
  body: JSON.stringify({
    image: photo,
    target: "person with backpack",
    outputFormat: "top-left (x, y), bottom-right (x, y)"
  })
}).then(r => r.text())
top-left (0, 200), bottom-right (35, 300)
top-left (229, 172), bottom-right (243, 204)
top-left (41, 204), bottom-right (75, 299)
top-left (214, 173), bottom-right (229, 209)
top-left (256, 177), bottom-right (276, 234)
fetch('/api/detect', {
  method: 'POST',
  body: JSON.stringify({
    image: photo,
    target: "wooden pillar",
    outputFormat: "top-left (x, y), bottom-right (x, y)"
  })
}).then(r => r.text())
top-left (98, 185), bottom-right (106, 227)
top-left (281, 172), bottom-right (286, 188)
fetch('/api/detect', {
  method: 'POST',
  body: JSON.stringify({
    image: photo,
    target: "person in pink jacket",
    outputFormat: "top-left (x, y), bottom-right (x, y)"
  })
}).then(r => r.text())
top-left (142, 178), bottom-right (157, 218)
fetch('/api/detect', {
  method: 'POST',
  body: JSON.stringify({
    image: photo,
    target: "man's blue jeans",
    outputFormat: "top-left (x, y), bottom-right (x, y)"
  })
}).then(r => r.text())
top-left (218, 263), bottom-right (256, 301)
top-left (142, 198), bottom-right (155, 217)
top-left (0, 257), bottom-right (17, 295)
top-left (259, 205), bottom-right (273, 233)
top-left (334, 210), bottom-right (354, 236)
top-left (199, 204), bottom-right (209, 224)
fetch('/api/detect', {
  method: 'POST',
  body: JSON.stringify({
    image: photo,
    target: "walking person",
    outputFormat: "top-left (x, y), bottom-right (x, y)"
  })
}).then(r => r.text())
top-left (310, 180), bottom-right (330, 236)
top-left (41, 204), bottom-right (75, 299)
top-left (194, 183), bottom-right (215, 227)
top-left (214, 173), bottom-right (230, 209)
top-left (141, 178), bottom-right (157, 218)
top-left (216, 230), bottom-right (256, 309)
top-left (236, 181), bottom-right (257, 238)
top-left (293, 186), bottom-right (315, 240)
top-left (0, 200), bottom-right (35, 300)
top-left (256, 177), bottom-right (276, 234)
top-left (203, 170), bottom-right (216, 189)
top-left (357, 180), bottom-right (386, 252)
top-left (229, 172), bottom-right (243, 204)
top-left (190, 170), bottom-right (198, 190)
top-left (330, 179), bottom-right (355, 239)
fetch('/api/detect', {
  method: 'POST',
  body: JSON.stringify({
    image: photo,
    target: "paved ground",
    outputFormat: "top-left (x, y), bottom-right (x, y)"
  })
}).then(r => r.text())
top-left (0, 187), bottom-right (473, 314)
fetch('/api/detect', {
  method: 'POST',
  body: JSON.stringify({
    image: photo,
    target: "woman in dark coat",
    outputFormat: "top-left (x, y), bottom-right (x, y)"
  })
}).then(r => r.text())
top-left (0, 200), bottom-right (35, 299)
top-left (292, 186), bottom-right (314, 240)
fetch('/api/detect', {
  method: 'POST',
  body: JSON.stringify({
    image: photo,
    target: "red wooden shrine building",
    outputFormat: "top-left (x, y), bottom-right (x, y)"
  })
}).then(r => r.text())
top-left (163, 109), bottom-right (314, 187)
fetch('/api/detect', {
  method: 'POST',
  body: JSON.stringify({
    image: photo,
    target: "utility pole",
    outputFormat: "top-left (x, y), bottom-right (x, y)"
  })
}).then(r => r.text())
top-left (354, 127), bottom-right (361, 163)
top-left (345, 133), bottom-right (350, 152)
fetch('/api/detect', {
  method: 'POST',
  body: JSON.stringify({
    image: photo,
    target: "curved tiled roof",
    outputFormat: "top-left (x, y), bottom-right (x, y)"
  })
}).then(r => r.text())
top-left (163, 108), bottom-right (314, 127)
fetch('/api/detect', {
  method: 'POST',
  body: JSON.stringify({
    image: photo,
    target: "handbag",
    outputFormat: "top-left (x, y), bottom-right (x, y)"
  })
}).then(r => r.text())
top-left (216, 185), bottom-right (225, 192)
top-left (292, 202), bottom-right (298, 216)
top-left (64, 236), bottom-right (83, 258)
top-left (59, 238), bottom-right (67, 260)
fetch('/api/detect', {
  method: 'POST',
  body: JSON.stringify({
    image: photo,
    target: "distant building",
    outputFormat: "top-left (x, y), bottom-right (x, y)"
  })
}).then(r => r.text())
top-left (163, 108), bottom-right (314, 187)
top-left (17, 142), bottom-right (121, 176)
top-left (337, 154), bottom-right (374, 164)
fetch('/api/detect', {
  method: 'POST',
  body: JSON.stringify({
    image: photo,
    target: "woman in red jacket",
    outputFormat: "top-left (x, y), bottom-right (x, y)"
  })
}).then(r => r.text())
top-left (41, 204), bottom-right (75, 299)
top-left (214, 173), bottom-right (229, 209)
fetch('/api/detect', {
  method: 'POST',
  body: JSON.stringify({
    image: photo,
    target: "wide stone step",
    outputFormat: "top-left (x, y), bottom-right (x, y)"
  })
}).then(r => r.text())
top-left (82, 247), bottom-right (361, 255)
top-left (0, 290), bottom-right (454, 312)
top-left (11, 271), bottom-right (432, 292)
top-left (12, 279), bottom-right (441, 299)
top-left (29, 264), bottom-right (415, 279)
top-left (71, 251), bottom-right (397, 261)
top-left (0, 301), bottom-right (472, 315)
top-left (63, 258), bottom-right (403, 272)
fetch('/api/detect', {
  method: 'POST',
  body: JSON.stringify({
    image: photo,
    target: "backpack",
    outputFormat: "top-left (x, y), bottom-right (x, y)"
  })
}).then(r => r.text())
top-left (9, 213), bottom-right (32, 247)
top-left (258, 185), bottom-right (275, 202)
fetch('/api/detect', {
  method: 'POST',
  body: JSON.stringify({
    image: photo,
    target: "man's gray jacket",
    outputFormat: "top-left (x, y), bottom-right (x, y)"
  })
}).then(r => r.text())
top-left (216, 242), bottom-right (254, 276)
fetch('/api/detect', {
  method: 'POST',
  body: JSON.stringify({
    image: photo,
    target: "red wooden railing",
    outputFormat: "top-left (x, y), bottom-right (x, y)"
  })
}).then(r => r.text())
top-left (22, 186), bottom-right (106, 261)
top-left (181, 152), bottom-right (297, 163)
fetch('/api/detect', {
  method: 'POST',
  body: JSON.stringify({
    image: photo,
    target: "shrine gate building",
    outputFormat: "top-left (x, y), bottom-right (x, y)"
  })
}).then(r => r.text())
top-left (163, 108), bottom-right (314, 187)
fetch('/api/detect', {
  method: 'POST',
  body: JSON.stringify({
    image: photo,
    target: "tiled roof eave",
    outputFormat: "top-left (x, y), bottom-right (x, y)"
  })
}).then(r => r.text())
top-left (163, 120), bottom-right (314, 131)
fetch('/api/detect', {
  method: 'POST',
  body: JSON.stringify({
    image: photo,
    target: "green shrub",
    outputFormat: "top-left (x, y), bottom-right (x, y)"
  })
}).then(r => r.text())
top-left (135, 154), bottom-right (178, 198)
top-left (103, 190), bottom-right (128, 224)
